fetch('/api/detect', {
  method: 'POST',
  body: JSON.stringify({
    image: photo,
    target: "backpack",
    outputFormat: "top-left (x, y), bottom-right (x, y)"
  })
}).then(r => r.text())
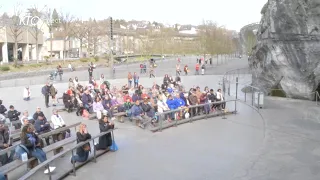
top-left (41, 86), bottom-right (46, 95)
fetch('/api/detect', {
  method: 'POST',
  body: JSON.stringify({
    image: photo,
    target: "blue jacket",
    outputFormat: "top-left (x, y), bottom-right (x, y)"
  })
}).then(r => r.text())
top-left (131, 105), bottom-right (143, 116)
top-left (132, 94), bottom-right (141, 103)
top-left (34, 119), bottom-right (51, 133)
top-left (82, 94), bottom-right (93, 106)
top-left (166, 99), bottom-right (179, 110)
top-left (175, 98), bottom-right (185, 107)
top-left (167, 87), bottom-right (173, 94)
top-left (102, 99), bottom-right (112, 110)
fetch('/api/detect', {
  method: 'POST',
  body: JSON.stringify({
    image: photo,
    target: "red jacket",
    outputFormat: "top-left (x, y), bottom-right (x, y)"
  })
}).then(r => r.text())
top-left (123, 95), bottom-right (132, 102)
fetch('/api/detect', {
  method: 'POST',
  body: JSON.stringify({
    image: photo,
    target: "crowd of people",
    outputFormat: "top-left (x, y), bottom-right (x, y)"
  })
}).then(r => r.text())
top-left (54, 67), bottom-right (226, 129)
top-left (0, 57), bottom-right (223, 178)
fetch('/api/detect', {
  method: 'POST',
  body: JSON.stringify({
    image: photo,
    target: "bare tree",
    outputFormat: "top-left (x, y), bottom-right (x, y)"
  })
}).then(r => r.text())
top-left (71, 19), bottom-right (87, 58)
top-left (43, 8), bottom-right (60, 63)
top-left (59, 11), bottom-right (74, 60)
top-left (9, 5), bottom-right (24, 66)
top-left (27, 5), bottom-right (47, 63)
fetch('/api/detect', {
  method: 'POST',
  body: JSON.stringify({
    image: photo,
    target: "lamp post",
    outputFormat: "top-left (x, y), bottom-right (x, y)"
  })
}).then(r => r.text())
top-left (109, 17), bottom-right (114, 79)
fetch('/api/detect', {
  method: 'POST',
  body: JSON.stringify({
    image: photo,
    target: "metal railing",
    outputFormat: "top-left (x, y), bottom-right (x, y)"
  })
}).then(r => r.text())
top-left (150, 99), bottom-right (238, 132)
top-left (18, 129), bottom-right (116, 180)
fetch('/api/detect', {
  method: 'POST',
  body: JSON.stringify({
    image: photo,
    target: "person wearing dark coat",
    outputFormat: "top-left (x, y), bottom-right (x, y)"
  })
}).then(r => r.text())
top-left (63, 92), bottom-right (73, 112)
top-left (95, 116), bottom-right (114, 150)
top-left (34, 116), bottom-right (51, 146)
top-left (0, 100), bottom-right (7, 115)
top-left (0, 122), bottom-right (14, 166)
top-left (7, 105), bottom-right (21, 129)
top-left (33, 107), bottom-right (47, 122)
top-left (71, 123), bottom-right (91, 163)
top-left (81, 89), bottom-right (93, 112)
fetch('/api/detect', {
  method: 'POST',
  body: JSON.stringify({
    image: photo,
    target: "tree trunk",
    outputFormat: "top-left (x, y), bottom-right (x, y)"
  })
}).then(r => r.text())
top-left (50, 32), bottom-right (53, 63)
top-left (79, 39), bottom-right (83, 58)
top-left (14, 41), bottom-right (18, 66)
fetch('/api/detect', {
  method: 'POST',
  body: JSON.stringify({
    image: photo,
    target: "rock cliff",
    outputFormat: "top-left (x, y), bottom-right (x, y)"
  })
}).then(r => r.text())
top-left (249, 0), bottom-right (320, 100)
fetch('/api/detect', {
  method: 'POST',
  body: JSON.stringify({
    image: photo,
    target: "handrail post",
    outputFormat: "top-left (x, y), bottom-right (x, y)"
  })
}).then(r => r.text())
top-left (48, 164), bottom-right (52, 180)
top-left (244, 89), bottom-right (247, 102)
top-left (93, 139), bottom-right (97, 163)
top-left (234, 100), bottom-right (237, 114)
top-left (235, 77), bottom-right (238, 99)
top-left (251, 87), bottom-right (254, 106)
top-left (71, 150), bottom-right (76, 176)
top-left (258, 92), bottom-right (260, 111)
top-left (159, 114), bottom-right (163, 132)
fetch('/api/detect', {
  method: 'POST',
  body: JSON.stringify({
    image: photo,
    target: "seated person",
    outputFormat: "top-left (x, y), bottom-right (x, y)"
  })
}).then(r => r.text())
top-left (63, 91), bottom-right (74, 112)
top-left (95, 116), bottom-right (114, 150)
top-left (123, 93), bottom-right (132, 103)
top-left (152, 82), bottom-right (160, 90)
top-left (93, 96), bottom-right (106, 120)
top-left (82, 89), bottom-right (93, 113)
top-left (166, 95), bottom-right (179, 120)
top-left (20, 124), bottom-right (56, 174)
top-left (34, 114), bottom-right (51, 146)
top-left (7, 105), bottom-right (21, 129)
top-left (33, 107), bottom-right (47, 122)
top-left (0, 100), bottom-right (7, 116)
top-left (141, 99), bottom-right (156, 123)
top-left (51, 109), bottom-right (70, 141)
top-left (71, 123), bottom-right (91, 163)
top-left (167, 84), bottom-right (174, 94)
top-left (131, 90), bottom-right (141, 103)
top-left (130, 100), bottom-right (149, 129)
top-left (0, 122), bottom-right (15, 166)
top-left (21, 110), bottom-right (34, 125)
top-left (102, 95), bottom-right (113, 117)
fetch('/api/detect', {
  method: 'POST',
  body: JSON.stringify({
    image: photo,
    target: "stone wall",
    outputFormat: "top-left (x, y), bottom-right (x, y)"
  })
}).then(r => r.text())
top-left (249, 0), bottom-right (320, 100)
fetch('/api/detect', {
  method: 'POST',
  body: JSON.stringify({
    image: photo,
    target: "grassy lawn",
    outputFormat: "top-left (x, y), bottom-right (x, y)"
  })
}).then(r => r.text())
top-left (0, 57), bottom-right (106, 74)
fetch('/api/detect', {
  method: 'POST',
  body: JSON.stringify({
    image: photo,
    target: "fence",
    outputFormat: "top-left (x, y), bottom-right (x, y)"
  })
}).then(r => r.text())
top-left (18, 129), bottom-right (116, 180)
top-left (149, 99), bottom-right (238, 132)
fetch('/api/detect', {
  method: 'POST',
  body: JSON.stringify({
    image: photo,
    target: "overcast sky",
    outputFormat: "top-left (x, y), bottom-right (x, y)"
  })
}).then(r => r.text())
top-left (0, 0), bottom-right (267, 31)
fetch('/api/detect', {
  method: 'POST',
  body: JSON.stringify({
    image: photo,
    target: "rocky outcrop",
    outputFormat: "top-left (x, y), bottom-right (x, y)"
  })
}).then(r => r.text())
top-left (239, 23), bottom-right (259, 54)
top-left (249, 0), bottom-right (320, 100)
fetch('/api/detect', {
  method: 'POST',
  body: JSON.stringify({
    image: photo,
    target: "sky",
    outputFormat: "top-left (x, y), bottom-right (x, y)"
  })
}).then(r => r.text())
top-left (0, 0), bottom-right (267, 31)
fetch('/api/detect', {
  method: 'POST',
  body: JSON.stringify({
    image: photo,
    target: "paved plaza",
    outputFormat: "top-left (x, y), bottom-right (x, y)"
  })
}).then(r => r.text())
top-left (0, 57), bottom-right (320, 180)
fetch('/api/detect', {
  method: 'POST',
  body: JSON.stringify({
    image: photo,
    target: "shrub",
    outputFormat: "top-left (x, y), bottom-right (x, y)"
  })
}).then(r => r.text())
top-left (0, 66), bottom-right (10, 71)
top-left (80, 58), bottom-right (89, 62)
top-left (29, 64), bottom-right (42, 68)
top-left (94, 56), bottom-right (99, 62)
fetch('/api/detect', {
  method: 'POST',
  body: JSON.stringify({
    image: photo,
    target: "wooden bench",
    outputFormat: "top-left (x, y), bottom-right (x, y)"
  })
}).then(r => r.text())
top-left (0, 122), bottom-right (81, 157)
top-left (0, 136), bottom-right (76, 177)
top-left (113, 112), bottom-right (126, 123)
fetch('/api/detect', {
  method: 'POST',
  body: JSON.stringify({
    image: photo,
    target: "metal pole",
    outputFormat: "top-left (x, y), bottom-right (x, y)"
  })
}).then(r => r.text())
top-left (245, 90), bottom-right (247, 102)
top-left (126, 30), bottom-right (129, 68)
top-left (71, 150), bottom-right (76, 176)
top-left (258, 92), bottom-right (260, 111)
top-left (251, 87), bottom-right (254, 106)
top-left (93, 139), bottom-right (97, 163)
top-left (159, 114), bottom-right (163, 132)
top-left (236, 77), bottom-right (238, 99)
top-left (110, 17), bottom-right (114, 79)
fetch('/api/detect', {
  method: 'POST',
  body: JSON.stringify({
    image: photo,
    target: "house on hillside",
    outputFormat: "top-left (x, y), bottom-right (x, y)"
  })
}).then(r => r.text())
top-left (178, 25), bottom-right (198, 35)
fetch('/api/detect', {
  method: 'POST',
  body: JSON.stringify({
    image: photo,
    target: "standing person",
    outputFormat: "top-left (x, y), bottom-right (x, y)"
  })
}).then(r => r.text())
top-left (149, 69), bottom-right (155, 78)
top-left (143, 63), bottom-right (147, 74)
top-left (23, 86), bottom-right (31, 101)
top-left (201, 63), bottom-right (206, 75)
top-left (100, 74), bottom-right (105, 85)
top-left (71, 123), bottom-right (91, 163)
top-left (68, 63), bottom-right (73, 71)
top-left (195, 63), bottom-right (200, 75)
top-left (41, 83), bottom-right (51, 108)
top-left (88, 65), bottom-right (94, 78)
top-left (95, 116), bottom-right (114, 150)
top-left (184, 65), bottom-right (188, 75)
top-left (133, 72), bottom-right (139, 88)
top-left (176, 64), bottom-right (181, 76)
top-left (128, 72), bottom-right (133, 88)
top-left (49, 83), bottom-right (58, 107)
top-left (209, 58), bottom-right (212, 65)
top-left (216, 89), bottom-right (225, 110)
top-left (20, 124), bottom-right (56, 174)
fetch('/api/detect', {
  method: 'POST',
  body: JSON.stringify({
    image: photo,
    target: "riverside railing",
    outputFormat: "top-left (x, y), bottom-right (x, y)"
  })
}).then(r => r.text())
top-left (18, 129), bottom-right (116, 180)
top-left (150, 99), bottom-right (238, 132)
